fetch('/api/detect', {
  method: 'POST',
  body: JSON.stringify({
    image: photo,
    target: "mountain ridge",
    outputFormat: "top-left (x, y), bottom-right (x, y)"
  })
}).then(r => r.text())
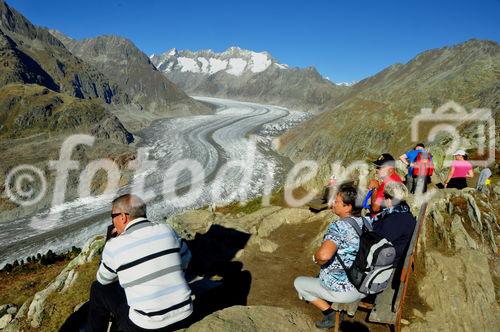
top-left (0, 0), bottom-right (128, 104)
top-left (49, 30), bottom-right (212, 120)
top-left (150, 46), bottom-right (348, 112)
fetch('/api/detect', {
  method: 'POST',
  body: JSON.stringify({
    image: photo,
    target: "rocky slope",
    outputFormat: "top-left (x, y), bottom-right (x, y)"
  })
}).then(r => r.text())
top-left (3, 188), bottom-right (497, 331)
top-left (0, 84), bottom-right (132, 142)
top-left (150, 47), bottom-right (348, 112)
top-left (404, 188), bottom-right (499, 331)
top-left (0, 0), bottom-right (127, 104)
top-left (50, 31), bottom-right (212, 120)
top-left (0, 83), bottom-right (135, 219)
top-left (278, 39), bottom-right (500, 187)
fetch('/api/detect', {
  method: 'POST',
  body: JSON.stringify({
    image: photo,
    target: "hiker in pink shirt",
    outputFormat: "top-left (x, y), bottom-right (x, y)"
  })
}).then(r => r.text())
top-left (444, 149), bottom-right (473, 189)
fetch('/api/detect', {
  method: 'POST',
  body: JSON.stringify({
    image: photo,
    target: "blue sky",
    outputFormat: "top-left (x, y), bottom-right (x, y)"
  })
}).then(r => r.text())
top-left (8, 0), bottom-right (500, 83)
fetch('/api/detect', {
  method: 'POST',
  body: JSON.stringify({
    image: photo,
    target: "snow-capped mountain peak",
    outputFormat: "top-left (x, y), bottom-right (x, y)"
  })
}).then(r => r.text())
top-left (150, 46), bottom-right (287, 77)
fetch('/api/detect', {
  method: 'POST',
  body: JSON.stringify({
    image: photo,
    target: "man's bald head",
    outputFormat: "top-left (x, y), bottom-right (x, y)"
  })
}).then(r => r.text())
top-left (112, 194), bottom-right (146, 220)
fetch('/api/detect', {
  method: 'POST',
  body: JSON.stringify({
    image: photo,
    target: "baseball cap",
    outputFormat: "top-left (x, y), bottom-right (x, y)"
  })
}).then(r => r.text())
top-left (373, 153), bottom-right (395, 168)
top-left (453, 149), bottom-right (466, 156)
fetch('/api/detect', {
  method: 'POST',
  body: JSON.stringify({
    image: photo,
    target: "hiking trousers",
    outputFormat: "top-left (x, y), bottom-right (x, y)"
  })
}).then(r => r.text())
top-left (88, 281), bottom-right (191, 332)
top-left (294, 276), bottom-right (364, 303)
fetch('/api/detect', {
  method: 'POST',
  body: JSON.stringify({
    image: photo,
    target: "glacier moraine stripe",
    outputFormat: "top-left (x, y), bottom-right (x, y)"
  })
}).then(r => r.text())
top-left (128, 283), bottom-right (187, 303)
top-left (135, 298), bottom-right (192, 317)
top-left (121, 265), bottom-right (182, 288)
top-left (116, 248), bottom-right (180, 272)
top-left (109, 231), bottom-right (174, 256)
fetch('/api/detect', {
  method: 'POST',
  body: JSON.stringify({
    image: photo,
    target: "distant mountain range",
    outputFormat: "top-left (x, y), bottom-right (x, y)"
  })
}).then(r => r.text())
top-left (150, 47), bottom-right (348, 112)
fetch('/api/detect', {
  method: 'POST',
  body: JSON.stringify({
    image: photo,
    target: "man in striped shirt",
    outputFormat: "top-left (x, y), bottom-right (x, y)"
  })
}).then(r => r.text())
top-left (88, 194), bottom-right (193, 331)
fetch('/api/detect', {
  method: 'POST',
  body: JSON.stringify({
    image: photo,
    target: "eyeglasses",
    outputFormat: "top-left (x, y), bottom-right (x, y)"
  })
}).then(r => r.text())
top-left (111, 212), bottom-right (129, 219)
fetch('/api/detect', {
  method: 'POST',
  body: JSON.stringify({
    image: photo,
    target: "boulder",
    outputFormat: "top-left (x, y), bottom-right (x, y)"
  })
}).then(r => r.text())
top-left (166, 210), bottom-right (215, 239)
top-left (0, 305), bottom-right (12, 318)
top-left (184, 306), bottom-right (319, 331)
top-left (0, 314), bottom-right (12, 329)
top-left (5, 307), bottom-right (16, 316)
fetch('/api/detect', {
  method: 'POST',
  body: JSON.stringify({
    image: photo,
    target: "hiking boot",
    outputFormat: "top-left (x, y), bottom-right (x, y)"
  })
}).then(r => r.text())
top-left (315, 311), bottom-right (345, 330)
top-left (314, 311), bottom-right (337, 329)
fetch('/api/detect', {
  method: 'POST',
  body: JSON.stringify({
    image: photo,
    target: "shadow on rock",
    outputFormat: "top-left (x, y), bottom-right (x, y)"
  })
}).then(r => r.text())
top-left (186, 224), bottom-right (252, 322)
top-left (340, 320), bottom-right (371, 332)
top-left (59, 224), bottom-right (252, 331)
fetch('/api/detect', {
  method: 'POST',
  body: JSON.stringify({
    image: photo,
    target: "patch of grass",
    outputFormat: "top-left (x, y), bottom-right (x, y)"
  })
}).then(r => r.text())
top-left (213, 186), bottom-right (311, 215)
top-left (0, 260), bottom-right (70, 307)
top-left (268, 186), bottom-right (311, 207)
top-left (41, 257), bottom-right (100, 331)
top-left (215, 195), bottom-right (264, 215)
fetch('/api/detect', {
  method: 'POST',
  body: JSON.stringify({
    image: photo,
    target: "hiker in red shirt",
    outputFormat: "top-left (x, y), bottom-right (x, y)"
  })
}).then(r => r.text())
top-left (368, 153), bottom-right (403, 214)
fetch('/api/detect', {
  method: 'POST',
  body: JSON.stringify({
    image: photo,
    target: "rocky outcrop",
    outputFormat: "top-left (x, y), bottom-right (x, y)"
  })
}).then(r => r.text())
top-left (184, 305), bottom-right (319, 331)
top-left (166, 206), bottom-right (317, 254)
top-left (403, 189), bottom-right (499, 331)
top-left (0, 29), bottom-right (58, 91)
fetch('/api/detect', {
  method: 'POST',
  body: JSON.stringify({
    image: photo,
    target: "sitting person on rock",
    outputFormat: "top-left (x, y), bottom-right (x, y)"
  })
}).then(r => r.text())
top-left (88, 194), bottom-right (193, 332)
top-left (368, 153), bottom-right (403, 215)
top-left (294, 183), bottom-right (365, 329)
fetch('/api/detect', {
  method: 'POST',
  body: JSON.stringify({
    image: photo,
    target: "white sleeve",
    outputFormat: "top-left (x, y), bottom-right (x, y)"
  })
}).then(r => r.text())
top-left (96, 245), bottom-right (118, 285)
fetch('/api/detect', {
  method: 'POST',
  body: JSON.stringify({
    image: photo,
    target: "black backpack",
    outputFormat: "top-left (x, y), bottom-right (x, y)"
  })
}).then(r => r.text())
top-left (336, 217), bottom-right (396, 295)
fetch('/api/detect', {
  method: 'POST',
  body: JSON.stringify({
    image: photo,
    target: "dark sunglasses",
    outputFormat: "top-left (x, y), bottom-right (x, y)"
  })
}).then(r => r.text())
top-left (111, 212), bottom-right (129, 219)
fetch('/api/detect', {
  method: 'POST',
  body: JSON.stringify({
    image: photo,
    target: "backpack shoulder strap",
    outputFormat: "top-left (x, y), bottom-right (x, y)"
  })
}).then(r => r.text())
top-left (361, 216), bottom-right (373, 231)
top-left (335, 217), bottom-right (369, 271)
top-left (345, 217), bottom-right (363, 236)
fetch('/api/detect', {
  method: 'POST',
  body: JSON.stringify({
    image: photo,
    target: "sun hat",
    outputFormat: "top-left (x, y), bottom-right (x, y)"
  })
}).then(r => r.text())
top-left (453, 149), bottom-right (466, 156)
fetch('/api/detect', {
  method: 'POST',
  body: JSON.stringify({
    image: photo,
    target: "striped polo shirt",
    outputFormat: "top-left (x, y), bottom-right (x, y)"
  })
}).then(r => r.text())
top-left (97, 217), bottom-right (192, 329)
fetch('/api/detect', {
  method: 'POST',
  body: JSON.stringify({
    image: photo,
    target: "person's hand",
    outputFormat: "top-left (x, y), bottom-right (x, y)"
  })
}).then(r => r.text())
top-left (444, 182), bottom-right (448, 188)
top-left (368, 179), bottom-right (379, 190)
top-left (106, 224), bottom-right (118, 241)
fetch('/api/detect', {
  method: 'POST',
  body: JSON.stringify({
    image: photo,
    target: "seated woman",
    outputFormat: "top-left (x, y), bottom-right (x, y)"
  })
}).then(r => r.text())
top-left (294, 183), bottom-right (365, 329)
top-left (444, 149), bottom-right (473, 189)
